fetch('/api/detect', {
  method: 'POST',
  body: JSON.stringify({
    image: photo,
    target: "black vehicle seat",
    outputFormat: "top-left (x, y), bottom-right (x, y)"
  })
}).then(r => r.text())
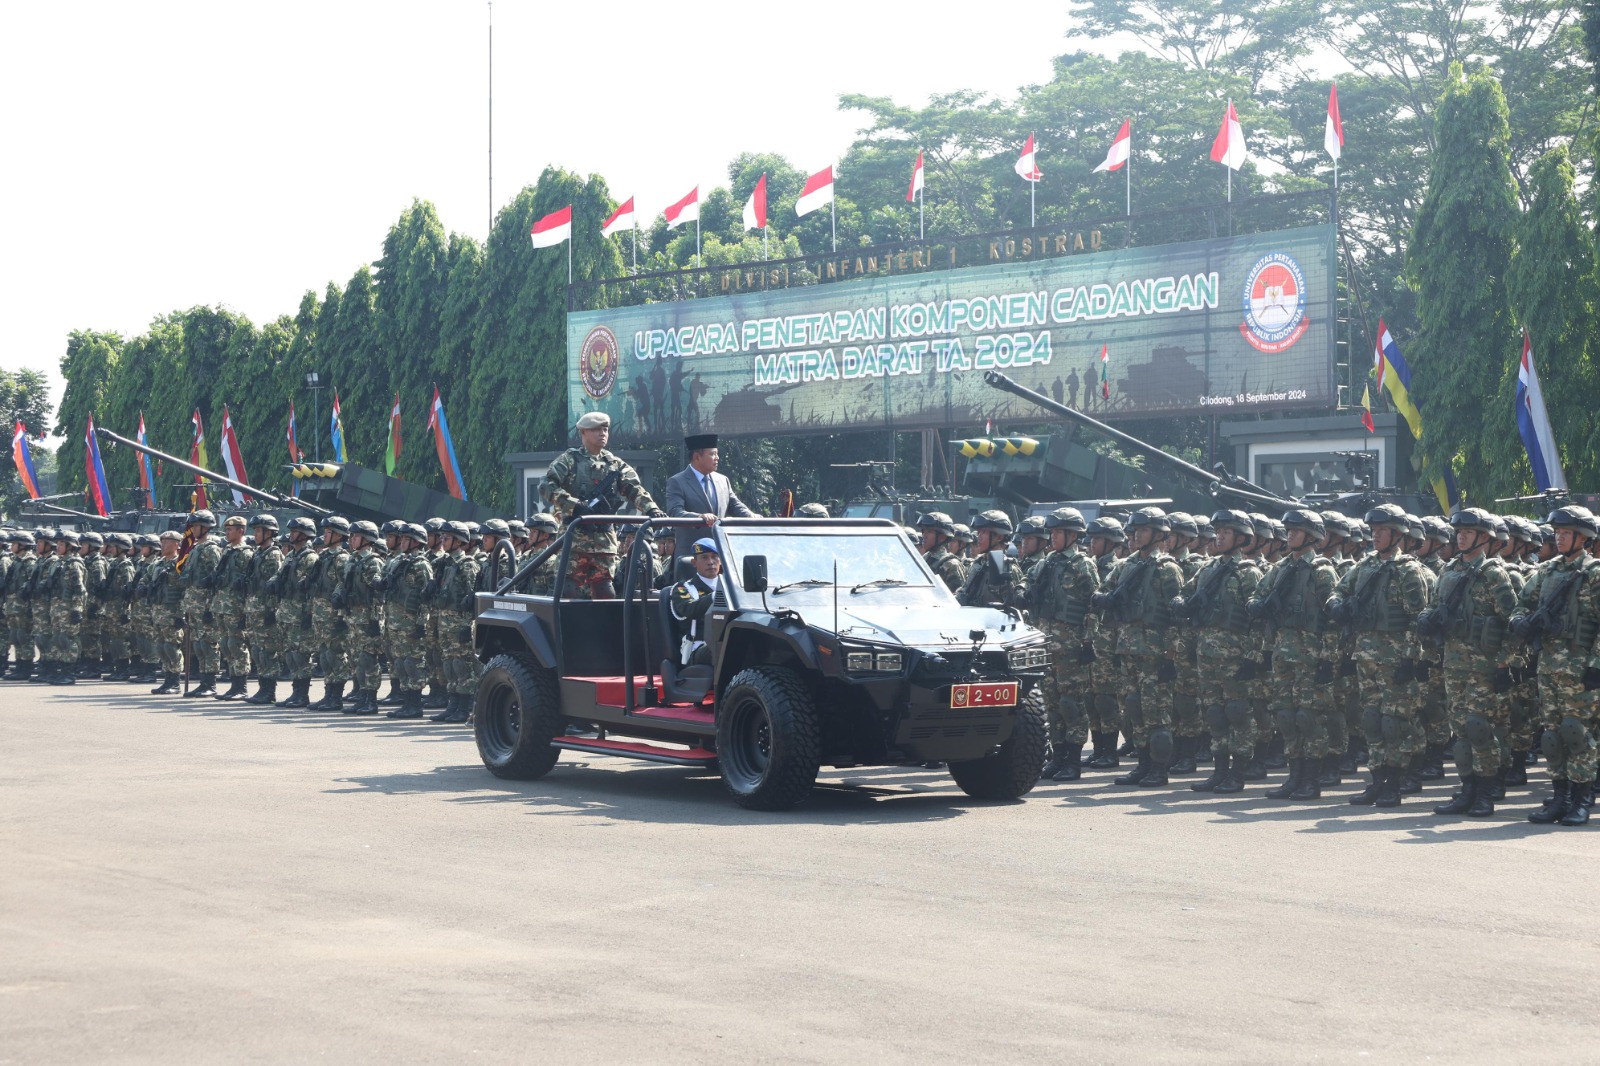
top-left (657, 556), bottom-right (713, 704)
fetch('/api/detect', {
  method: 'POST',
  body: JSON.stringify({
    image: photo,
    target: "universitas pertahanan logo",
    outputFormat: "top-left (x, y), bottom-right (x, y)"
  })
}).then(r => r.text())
top-left (1239, 252), bottom-right (1309, 354)
top-left (580, 325), bottom-right (620, 399)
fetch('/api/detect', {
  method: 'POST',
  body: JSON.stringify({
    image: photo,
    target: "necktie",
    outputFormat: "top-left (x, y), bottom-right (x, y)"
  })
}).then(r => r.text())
top-left (703, 474), bottom-right (718, 514)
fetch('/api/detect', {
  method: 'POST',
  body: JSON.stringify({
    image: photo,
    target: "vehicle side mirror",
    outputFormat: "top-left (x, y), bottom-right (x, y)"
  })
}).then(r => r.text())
top-left (742, 554), bottom-right (768, 593)
top-left (988, 549), bottom-right (1009, 575)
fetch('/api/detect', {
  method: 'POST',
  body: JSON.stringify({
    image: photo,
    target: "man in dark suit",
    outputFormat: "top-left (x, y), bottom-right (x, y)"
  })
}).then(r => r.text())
top-left (664, 434), bottom-right (757, 523)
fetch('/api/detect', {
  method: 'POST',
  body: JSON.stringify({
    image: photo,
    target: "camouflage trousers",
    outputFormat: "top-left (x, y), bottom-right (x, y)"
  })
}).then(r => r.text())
top-left (184, 593), bottom-right (219, 674)
top-left (134, 606), bottom-right (159, 664)
top-left (213, 591), bottom-right (250, 676)
top-left (1441, 660), bottom-right (1509, 778)
top-left (1356, 657), bottom-right (1422, 770)
top-left (245, 598), bottom-right (284, 680)
top-left (344, 609), bottom-right (385, 692)
top-left (426, 612), bottom-right (445, 692)
top-left (1535, 649), bottom-right (1600, 784)
top-left (1172, 633), bottom-right (1202, 738)
top-left (1507, 652), bottom-right (1539, 754)
top-left (1420, 656), bottom-right (1450, 749)
top-left (385, 609), bottom-right (429, 693)
top-left (437, 611), bottom-right (480, 696)
top-left (33, 600), bottom-right (53, 667)
top-left (281, 605), bottom-right (316, 682)
top-left (9, 605), bottom-right (33, 663)
top-left (48, 601), bottom-right (82, 665)
top-left (1268, 652), bottom-right (1337, 760)
top-left (101, 611), bottom-right (131, 663)
top-left (1197, 652), bottom-right (1256, 758)
top-left (1119, 652), bottom-right (1174, 748)
top-left (1333, 645), bottom-right (1360, 751)
top-left (1040, 621), bottom-right (1089, 748)
top-left (80, 612), bottom-right (103, 663)
top-left (155, 609), bottom-right (184, 673)
top-left (312, 601), bottom-right (349, 687)
top-left (1085, 643), bottom-right (1122, 739)
top-left (564, 552), bottom-right (618, 600)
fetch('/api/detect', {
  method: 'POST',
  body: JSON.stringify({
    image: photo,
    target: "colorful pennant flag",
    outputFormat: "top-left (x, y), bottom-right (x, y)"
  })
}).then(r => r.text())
top-left (1098, 344), bottom-right (1110, 400)
top-left (427, 385), bottom-right (467, 501)
top-left (190, 410), bottom-right (210, 510)
top-left (530, 205), bottom-right (573, 248)
top-left (136, 411), bottom-right (157, 509)
top-left (330, 391), bottom-right (347, 463)
top-left (664, 186), bottom-right (700, 230)
top-left (1360, 383), bottom-right (1375, 434)
top-left (1015, 134), bottom-right (1042, 181)
top-left (12, 422), bottom-right (39, 500)
top-left (1516, 330), bottom-right (1566, 492)
top-left (600, 198), bottom-right (634, 238)
top-left (219, 405), bottom-right (252, 506)
top-left (1373, 319), bottom-right (1457, 511)
top-left (742, 173), bottom-right (768, 231)
top-left (286, 402), bottom-right (298, 463)
top-left (385, 393), bottom-right (402, 476)
top-left (84, 415), bottom-right (112, 516)
top-left (795, 165), bottom-right (835, 217)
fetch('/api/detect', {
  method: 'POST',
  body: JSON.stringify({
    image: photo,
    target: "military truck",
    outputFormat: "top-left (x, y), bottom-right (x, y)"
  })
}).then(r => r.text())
top-left (471, 516), bottom-right (1050, 810)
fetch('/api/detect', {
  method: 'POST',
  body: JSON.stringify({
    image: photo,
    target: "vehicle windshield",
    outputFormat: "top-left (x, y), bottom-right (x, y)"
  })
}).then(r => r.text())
top-left (722, 531), bottom-right (932, 592)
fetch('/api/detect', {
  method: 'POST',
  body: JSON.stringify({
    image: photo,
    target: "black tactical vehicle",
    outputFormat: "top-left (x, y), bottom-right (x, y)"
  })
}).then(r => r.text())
top-left (472, 516), bottom-right (1049, 810)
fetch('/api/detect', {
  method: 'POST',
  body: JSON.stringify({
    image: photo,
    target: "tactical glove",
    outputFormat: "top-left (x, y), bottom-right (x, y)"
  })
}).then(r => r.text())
top-left (1413, 659), bottom-right (1431, 682)
top-left (1089, 591), bottom-right (1112, 610)
top-left (1155, 659), bottom-right (1177, 683)
top-left (68, 609), bottom-right (83, 624)
top-left (412, 624), bottom-right (427, 640)
top-left (1076, 642), bottom-right (1097, 665)
top-left (202, 609), bottom-right (215, 624)
top-left (1508, 615), bottom-right (1535, 639)
top-left (1583, 666), bottom-right (1600, 692)
top-left (1392, 660), bottom-right (1415, 685)
top-left (263, 608), bottom-right (276, 625)
top-left (365, 619), bottom-right (382, 638)
top-left (1245, 599), bottom-right (1267, 620)
top-left (1492, 666), bottom-right (1515, 693)
top-left (1339, 656), bottom-right (1356, 678)
top-left (455, 625), bottom-right (473, 643)
top-left (1232, 658), bottom-right (1260, 681)
top-left (331, 589), bottom-right (347, 611)
top-left (1313, 661), bottom-right (1335, 685)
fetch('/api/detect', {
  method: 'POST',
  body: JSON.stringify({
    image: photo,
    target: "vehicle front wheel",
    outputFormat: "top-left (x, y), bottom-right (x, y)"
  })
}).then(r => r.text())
top-left (474, 654), bottom-right (564, 780)
top-left (948, 684), bottom-right (1047, 801)
top-left (717, 666), bottom-right (820, 811)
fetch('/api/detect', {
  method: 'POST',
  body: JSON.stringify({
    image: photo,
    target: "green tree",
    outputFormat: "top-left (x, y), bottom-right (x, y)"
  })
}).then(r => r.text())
top-left (1406, 63), bottom-right (1520, 497)
top-left (54, 330), bottom-right (122, 495)
top-left (375, 200), bottom-right (452, 482)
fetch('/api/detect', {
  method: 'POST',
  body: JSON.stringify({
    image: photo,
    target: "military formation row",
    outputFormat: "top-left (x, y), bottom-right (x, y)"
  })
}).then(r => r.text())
top-left (915, 502), bottom-right (1600, 827)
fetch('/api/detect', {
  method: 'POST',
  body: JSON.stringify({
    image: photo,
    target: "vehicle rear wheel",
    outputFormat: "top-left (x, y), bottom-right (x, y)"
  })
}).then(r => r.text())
top-left (948, 684), bottom-right (1047, 801)
top-left (717, 666), bottom-right (820, 811)
top-left (475, 653), bottom-right (564, 780)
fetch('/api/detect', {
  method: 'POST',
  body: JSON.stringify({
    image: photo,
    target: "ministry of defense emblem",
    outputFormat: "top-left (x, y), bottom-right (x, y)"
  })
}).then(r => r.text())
top-left (1239, 252), bottom-right (1310, 354)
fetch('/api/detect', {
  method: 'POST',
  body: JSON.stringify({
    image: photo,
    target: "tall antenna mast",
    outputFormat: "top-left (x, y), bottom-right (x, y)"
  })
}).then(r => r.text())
top-left (487, 1), bottom-right (494, 239)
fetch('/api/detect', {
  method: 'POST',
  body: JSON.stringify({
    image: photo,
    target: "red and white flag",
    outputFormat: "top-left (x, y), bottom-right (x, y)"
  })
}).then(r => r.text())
top-left (743, 173), bottom-right (768, 231)
top-left (906, 150), bottom-right (925, 202)
top-left (795, 165), bottom-right (834, 217)
top-left (219, 405), bottom-right (252, 506)
top-left (1325, 84), bottom-right (1344, 162)
top-left (1015, 134), bottom-right (1042, 181)
top-left (1094, 120), bottom-right (1131, 173)
top-left (1210, 100), bottom-right (1246, 171)
top-left (664, 185), bottom-right (699, 230)
top-left (600, 197), bottom-right (635, 237)
top-left (529, 205), bottom-right (572, 248)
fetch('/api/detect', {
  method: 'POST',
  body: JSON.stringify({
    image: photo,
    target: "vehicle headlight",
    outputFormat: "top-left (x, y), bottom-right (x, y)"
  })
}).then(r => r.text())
top-left (843, 646), bottom-right (903, 674)
top-left (1008, 645), bottom-right (1050, 670)
top-left (846, 651), bottom-right (875, 672)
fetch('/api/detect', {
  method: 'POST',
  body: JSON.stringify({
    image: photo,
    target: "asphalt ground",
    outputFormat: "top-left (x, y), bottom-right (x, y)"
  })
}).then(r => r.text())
top-left (2, 679), bottom-right (1596, 1065)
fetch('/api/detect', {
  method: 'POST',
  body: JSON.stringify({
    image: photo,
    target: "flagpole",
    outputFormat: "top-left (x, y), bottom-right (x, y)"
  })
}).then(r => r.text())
top-left (631, 220), bottom-right (638, 274)
top-left (696, 215), bottom-right (701, 268)
top-left (1030, 180), bottom-right (1035, 227)
top-left (1125, 135), bottom-right (1131, 216)
top-left (919, 184), bottom-right (924, 240)
top-left (830, 197), bottom-right (836, 253)
top-left (567, 234), bottom-right (572, 286)
top-left (763, 224), bottom-right (768, 261)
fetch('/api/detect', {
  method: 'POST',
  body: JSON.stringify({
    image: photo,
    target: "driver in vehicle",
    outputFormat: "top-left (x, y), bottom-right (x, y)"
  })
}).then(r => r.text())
top-left (669, 538), bottom-right (722, 667)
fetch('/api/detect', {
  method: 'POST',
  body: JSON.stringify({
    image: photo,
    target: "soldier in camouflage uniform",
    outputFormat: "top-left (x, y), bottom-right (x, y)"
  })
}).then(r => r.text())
top-left (541, 411), bottom-right (666, 600)
top-left (99, 534), bottom-right (138, 681)
top-left (1161, 513), bottom-right (1206, 773)
top-left (306, 516), bottom-right (354, 711)
top-left (1419, 508), bottom-right (1518, 818)
top-left (147, 532), bottom-right (187, 693)
top-left (177, 510), bottom-right (224, 697)
top-left (29, 530), bottom-right (60, 685)
top-left (1496, 516), bottom-right (1540, 782)
top-left (242, 514), bottom-right (285, 705)
top-left (209, 516), bottom-right (256, 700)
top-left (1250, 509), bottom-right (1339, 800)
top-left (128, 535), bottom-right (161, 683)
top-left (1238, 515), bottom-right (1279, 778)
top-left (4, 530), bottom-right (39, 680)
top-left (1093, 507), bottom-right (1184, 788)
top-left (1028, 507), bottom-right (1099, 781)
top-left (1181, 510), bottom-right (1263, 793)
top-left (76, 532), bottom-right (108, 677)
top-left (44, 530), bottom-right (88, 685)
top-left (1014, 515), bottom-right (1049, 579)
top-left (915, 511), bottom-right (967, 593)
top-left (1081, 517), bottom-right (1125, 768)
top-left (1511, 505), bottom-right (1600, 826)
top-left (422, 516), bottom-right (449, 708)
top-left (1408, 515), bottom-right (1451, 780)
top-left (379, 523), bottom-right (434, 720)
top-left (1326, 504), bottom-right (1434, 808)
top-left (0, 533), bottom-right (12, 673)
top-left (336, 520), bottom-right (386, 716)
top-left (523, 513), bottom-right (561, 595)
top-left (426, 521), bottom-right (482, 723)
top-left (274, 516), bottom-right (321, 707)
top-left (957, 511), bottom-right (1027, 609)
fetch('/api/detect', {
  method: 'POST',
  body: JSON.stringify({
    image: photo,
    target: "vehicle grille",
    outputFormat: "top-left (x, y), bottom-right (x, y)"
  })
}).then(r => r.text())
top-left (911, 650), bottom-right (1010, 682)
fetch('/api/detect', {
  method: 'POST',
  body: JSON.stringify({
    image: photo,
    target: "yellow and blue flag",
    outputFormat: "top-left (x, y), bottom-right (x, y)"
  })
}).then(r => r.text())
top-left (330, 391), bottom-right (348, 464)
top-left (1374, 319), bottom-right (1458, 511)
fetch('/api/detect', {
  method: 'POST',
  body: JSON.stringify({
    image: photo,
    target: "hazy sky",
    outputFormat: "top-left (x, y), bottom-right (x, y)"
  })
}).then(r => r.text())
top-left (0, 1), bottom-right (1106, 432)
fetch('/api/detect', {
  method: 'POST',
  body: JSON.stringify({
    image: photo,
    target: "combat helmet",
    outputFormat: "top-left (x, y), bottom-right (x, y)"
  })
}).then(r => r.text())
top-left (1126, 506), bottom-right (1170, 533)
top-left (1546, 505), bottom-right (1599, 539)
top-left (1281, 508), bottom-right (1326, 540)
top-left (250, 513), bottom-right (280, 532)
top-left (1365, 503), bottom-right (1409, 530)
top-left (915, 510), bottom-right (957, 537)
top-left (1085, 515), bottom-right (1126, 544)
top-left (351, 520), bottom-right (380, 541)
top-left (971, 509), bottom-right (1014, 536)
top-left (1044, 507), bottom-right (1087, 533)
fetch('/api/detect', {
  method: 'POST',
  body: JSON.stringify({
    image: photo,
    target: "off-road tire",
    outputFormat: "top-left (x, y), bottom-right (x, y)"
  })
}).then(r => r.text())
top-left (475, 653), bottom-right (564, 780)
top-left (948, 684), bottom-right (1048, 801)
top-left (717, 666), bottom-right (820, 811)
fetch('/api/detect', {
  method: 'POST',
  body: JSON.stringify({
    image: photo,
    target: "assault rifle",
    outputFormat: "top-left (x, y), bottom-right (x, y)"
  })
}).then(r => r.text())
top-left (1090, 556), bottom-right (1152, 622)
top-left (1418, 566), bottom-right (1473, 647)
top-left (1512, 566), bottom-right (1586, 653)
top-left (1333, 559), bottom-right (1387, 640)
top-left (1173, 556), bottom-right (1237, 625)
top-left (570, 467), bottom-right (624, 518)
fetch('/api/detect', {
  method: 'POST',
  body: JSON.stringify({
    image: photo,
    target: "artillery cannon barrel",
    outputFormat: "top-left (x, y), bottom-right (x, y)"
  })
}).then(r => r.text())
top-left (981, 370), bottom-right (1298, 511)
top-left (95, 427), bottom-right (332, 516)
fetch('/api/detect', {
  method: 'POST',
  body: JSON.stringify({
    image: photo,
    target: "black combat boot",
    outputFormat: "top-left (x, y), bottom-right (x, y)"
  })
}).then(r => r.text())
top-left (1419, 742), bottom-right (1446, 781)
top-left (1169, 735), bottom-right (1197, 774)
top-left (1433, 776), bottom-right (1475, 816)
top-left (1559, 782), bottom-right (1593, 826)
top-left (1136, 747), bottom-right (1170, 788)
top-left (48, 667), bottom-right (77, 685)
top-left (1398, 754), bottom-right (1424, 795)
top-left (1116, 737), bottom-right (1136, 757)
top-left (1039, 748), bottom-right (1065, 781)
top-left (1052, 743), bottom-right (1083, 781)
top-left (1086, 731), bottom-right (1119, 769)
top-left (150, 672), bottom-right (180, 695)
top-left (28, 662), bottom-right (51, 683)
top-left (386, 691), bottom-right (424, 719)
top-left (1114, 748), bottom-right (1151, 786)
top-left (1349, 767), bottom-right (1384, 806)
top-left (1464, 777), bottom-right (1496, 818)
top-left (432, 693), bottom-right (471, 724)
top-left (1290, 761), bottom-right (1322, 800)
top-left (1317, 754), bottom-right (1343, 787)
top-left (345, 689), bottom-right (379, 716)
top-left (422, 684), bottom-right (447, 711)
top-left (309, 680), bottom-right (343, 711)
top-left (1338, 734), bottom-right (1360, 774)
top-left (246, 680), bottom-right (277, 705)
top-left (1527, 780), bottom-right (1572, 824)
top-left (1488, 769), bottom-right (1507, 800)
top-left (214, 676), bottom-right (249, 701)
top-left (1264, 731), bottom-right (1287, 770)
top-left (378, 683), bottom-right (403, 706)
top-left (278, 678), bottom-right (311, 708)
top-left (1503, 755), bottom-right (1529, 787)
top-left (1265, 757), bottom-right (1305, 799)
top-left (1240, 742), bottom-right (1268, 781)
top-left (183, 673), bottom-right (216, 698)
top-left (1373, 765), bottom-right (1403, 808)
top-left (1192, 753), bottom-right (1230, 792)
top-left (1212, 757), bottom-right (1246, 794)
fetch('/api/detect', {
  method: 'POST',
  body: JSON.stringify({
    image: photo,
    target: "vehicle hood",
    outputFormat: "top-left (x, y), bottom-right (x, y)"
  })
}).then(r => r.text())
top-left (821, 604), bottom-right (1036, 648)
